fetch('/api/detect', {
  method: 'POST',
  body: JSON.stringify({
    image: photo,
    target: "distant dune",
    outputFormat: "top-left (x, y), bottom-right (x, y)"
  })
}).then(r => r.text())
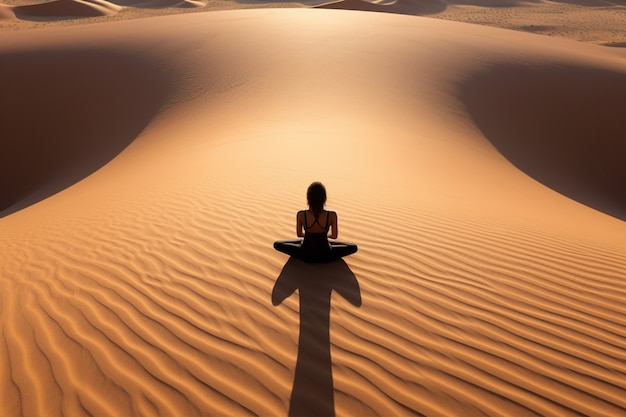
top-left (2, 0), bottom-right (626, 48)
top-left (1, 7), bottom-right (624, 417)
top-left (316, 0), bottom-right (446, 14)
top-left (13, 0), bottom-right (121, 18)
top-left (0, 0), bottom-right (203, 22)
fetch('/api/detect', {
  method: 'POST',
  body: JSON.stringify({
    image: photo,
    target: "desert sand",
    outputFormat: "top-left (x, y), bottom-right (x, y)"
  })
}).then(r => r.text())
top-left (1, 1), bottom-right (625, 417)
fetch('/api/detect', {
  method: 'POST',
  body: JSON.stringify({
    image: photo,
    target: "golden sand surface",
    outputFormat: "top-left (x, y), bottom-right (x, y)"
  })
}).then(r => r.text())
top-left (1, 3), bottom-right (624, 417)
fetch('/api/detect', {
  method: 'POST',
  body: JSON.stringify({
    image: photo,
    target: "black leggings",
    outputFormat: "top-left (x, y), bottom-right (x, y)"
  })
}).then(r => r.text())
top-left (274, 240), bottom-right (358, 263)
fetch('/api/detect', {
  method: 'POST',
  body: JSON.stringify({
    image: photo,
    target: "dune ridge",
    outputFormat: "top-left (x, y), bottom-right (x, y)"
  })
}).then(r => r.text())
top-left (1, 8), bottom-right (625, 417)
top-left (13, 0), bottom-right (121, 19)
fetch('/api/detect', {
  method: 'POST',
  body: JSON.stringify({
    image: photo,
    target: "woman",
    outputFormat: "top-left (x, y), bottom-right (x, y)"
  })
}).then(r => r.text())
top-left (274, 182), bottom-right (358, 263)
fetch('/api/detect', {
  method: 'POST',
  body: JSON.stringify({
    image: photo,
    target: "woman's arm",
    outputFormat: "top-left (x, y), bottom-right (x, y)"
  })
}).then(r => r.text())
top-left (296, 211), bottom-right (305, 237)
top-left (328, 211), bottom-right (338, 239)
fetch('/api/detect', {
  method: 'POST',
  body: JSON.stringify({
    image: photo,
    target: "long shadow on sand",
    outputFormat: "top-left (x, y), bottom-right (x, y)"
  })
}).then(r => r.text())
top-left (272, 258), bottom-right (361, 417)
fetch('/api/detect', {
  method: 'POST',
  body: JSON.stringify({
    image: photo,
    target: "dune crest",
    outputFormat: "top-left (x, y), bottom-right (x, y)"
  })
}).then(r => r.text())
top-left (0, 4), bottom-right (14, 18)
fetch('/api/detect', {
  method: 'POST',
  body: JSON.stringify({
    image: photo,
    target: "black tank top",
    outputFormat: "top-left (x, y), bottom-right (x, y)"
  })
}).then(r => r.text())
top-left (301, 210), bottom-right (331, 258)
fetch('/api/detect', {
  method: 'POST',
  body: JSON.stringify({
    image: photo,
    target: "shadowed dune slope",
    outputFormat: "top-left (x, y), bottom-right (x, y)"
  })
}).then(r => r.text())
top-left (13, 0), bottom-right (121, 18)
top-left (316, 0), bottom-right (446, 15)
top-left (0, 9), bottom-right (624, 417)
top-left (0, 48), bottom-right (172, 217)
top-left (460, 64), bottom-right (626, 220)
top-left (111, 0), bottom-right (204, 7)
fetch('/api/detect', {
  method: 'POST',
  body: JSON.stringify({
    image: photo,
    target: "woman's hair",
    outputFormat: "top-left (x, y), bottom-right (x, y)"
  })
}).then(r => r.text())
top-left (307, 182), bottom-right (327, 215)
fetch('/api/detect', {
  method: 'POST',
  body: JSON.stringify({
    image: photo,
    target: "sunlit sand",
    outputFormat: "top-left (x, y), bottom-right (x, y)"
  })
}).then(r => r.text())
top-left (1, 1), bottom-right (625, 416)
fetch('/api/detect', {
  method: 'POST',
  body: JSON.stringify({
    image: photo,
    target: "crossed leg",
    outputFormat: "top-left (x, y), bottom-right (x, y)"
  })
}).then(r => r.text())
top-left (274, 240), bottom-right (357, 262)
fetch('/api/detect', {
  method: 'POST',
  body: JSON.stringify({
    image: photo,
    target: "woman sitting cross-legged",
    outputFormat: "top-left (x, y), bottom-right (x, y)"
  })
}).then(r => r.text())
top-left (274, 182), bottom-right (358, 263)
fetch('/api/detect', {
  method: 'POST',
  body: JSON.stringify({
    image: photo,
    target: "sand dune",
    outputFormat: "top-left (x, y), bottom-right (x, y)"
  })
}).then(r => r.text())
top-left (0, 48), bottom-right (172, 216)
top-left (1, 8), bottom-right (625, 417)
top-left (107, 0), bottom-right (204, 8)
top-left (317, 0), bottom-right (626, 46)
top-left (12, 0), bottom-right (121, 18)
top-left (0, 4), bottom-right (14, 17)
top-left (461, 64), bottom-right (626, 220)
top-left (2, 0), bottom-right (626, 50)
top-left (316, 0), bottom-right (446, 15)
top-left (0, 0), bottom-right (202, 23)
top-left (2, 0), bottom-right (625, 51)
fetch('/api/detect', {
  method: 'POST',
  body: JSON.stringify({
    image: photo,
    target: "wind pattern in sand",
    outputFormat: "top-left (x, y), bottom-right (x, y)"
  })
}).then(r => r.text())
top-left (1, 9), bottom-right (625, 417)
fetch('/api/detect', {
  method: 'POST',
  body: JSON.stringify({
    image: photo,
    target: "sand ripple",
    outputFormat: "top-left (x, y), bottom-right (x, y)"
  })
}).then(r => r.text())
top-left (1, 9), bottom-right (625, 417)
